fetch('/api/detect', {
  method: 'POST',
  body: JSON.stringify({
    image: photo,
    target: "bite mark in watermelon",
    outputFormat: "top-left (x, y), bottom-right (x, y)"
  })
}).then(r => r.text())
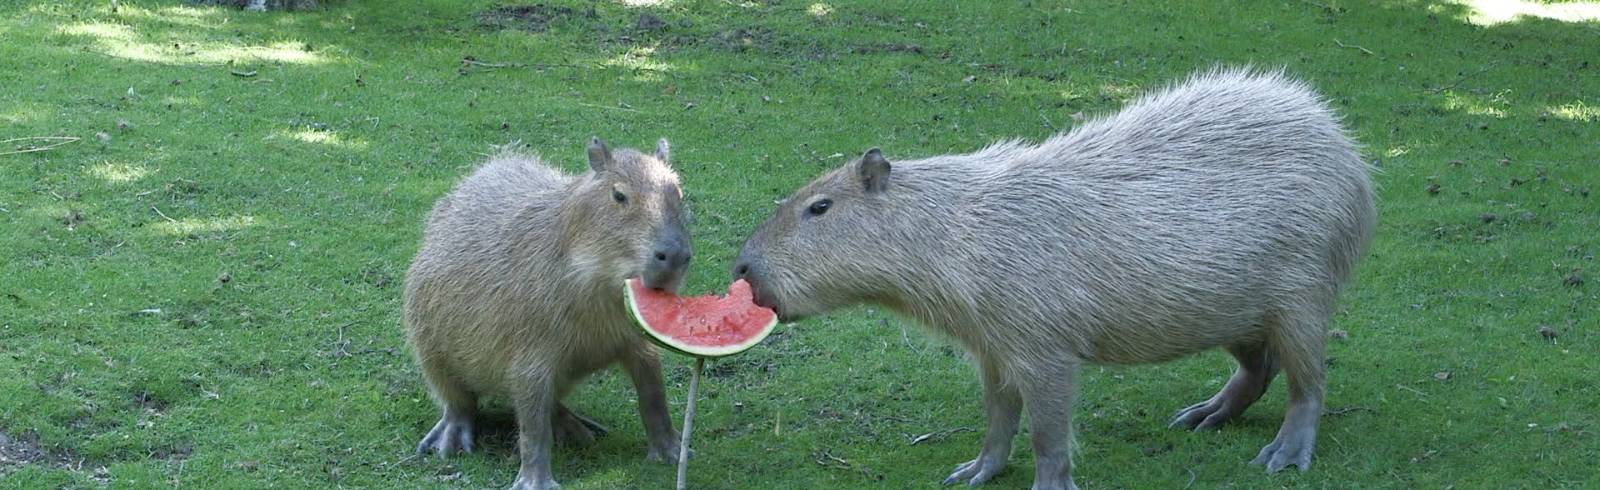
top-left (626, 278), bottom-right (779, 358)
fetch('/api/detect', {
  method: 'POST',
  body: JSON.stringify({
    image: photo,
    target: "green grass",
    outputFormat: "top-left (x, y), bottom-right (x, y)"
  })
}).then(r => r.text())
top-left (2, 0), bottom-right (1596, 488)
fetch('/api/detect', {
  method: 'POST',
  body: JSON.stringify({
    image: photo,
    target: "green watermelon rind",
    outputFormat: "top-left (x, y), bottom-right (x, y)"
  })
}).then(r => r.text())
top-left (624, 280), bottom-right (779, 359)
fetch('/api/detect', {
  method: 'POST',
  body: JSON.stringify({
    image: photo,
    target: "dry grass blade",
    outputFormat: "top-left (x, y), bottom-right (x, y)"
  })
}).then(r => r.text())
top-left (1, 136), bottom-right (81, 156)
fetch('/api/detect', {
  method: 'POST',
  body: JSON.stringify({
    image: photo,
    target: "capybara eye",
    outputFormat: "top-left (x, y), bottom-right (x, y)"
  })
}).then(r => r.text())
top-left (807, 199), bottom-right (832, 216)
top-left (613, 189), bottom-right (628, 204)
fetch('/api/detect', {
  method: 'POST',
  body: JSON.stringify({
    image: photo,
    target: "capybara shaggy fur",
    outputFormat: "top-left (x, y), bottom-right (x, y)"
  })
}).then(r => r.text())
top-left (405, 138), bottom-right (692, 490)
top-left (734, 68), bottom-right (1375, 489)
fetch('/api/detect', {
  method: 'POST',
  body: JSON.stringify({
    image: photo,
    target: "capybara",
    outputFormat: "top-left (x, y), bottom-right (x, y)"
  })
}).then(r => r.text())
top-left (405, 138), bottom-right (692, 490)
top-left (733, 68), bottom-right (1375, 489)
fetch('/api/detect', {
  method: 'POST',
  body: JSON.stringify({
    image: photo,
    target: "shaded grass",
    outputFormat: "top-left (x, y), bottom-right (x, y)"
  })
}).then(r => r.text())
top-left (1, 0), bottom-right (1596, 488)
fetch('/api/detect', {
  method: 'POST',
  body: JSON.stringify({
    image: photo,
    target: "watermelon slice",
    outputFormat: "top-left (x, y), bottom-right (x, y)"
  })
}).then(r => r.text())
top-left (625, 278), bottom-right (779, 358)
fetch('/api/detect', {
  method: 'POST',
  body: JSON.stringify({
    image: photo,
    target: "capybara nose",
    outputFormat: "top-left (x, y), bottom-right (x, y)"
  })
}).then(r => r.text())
top-left (654, 247), bottom-right (691, 269)
top-left (733, 262), bottom-right (751, 279)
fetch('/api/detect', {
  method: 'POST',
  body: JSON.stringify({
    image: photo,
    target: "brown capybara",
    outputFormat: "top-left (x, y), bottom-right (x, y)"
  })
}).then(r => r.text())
top-left (405, 138), bottom-right (692, 490)
top-left (734, 68), bottom-right (1375, 489)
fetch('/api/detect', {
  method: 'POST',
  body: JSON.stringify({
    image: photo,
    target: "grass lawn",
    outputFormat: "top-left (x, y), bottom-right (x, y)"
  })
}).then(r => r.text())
top-left (1, 0), bottom-right (1596, 488)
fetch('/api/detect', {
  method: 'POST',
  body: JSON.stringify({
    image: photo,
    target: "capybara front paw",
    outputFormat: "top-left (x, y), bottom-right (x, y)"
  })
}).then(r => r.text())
top-left (509, 475), bottom-right (560, 490)
top-left (646, 436), bottom-right (691, 464)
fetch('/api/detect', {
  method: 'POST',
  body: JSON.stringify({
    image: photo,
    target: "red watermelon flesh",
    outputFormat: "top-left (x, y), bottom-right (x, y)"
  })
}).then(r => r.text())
top-left (625, 278), bottom-right (779, 358)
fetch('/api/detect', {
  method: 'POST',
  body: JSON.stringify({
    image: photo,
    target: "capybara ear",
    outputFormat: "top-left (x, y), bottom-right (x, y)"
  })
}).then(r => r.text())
top-left (858, 148), bottom-right (891, 193)
top-left (587, 137), bottom-right (612, 171)
top-left (654, 138), bottom-right (671, 164)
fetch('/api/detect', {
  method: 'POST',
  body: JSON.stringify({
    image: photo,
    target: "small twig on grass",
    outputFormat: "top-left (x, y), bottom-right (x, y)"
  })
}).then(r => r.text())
top-left (1325, 405), bottom-right (1375, 416)
top-left (229, 70), bottom-right (258, 78)
top-left (328, 321), bottom-right (359, 358)
top-left (1038, 109), bottom-right (1058, 131)
top-left (886, 318), bottom-right (924, 355)
top-left (817, 449), bottom-right (851, 467)
top-left (1425, 62), bottom-right (1501, 94)
top-left (1333, 39), bottom-right (1374, 56)
top-left (151, 206), bottom-right (178, 223)
top-left (460, 57), bottom-right (587, 72)
top-left (908, 427), bottom-right (973, 445)
top-left (384, 453), bottom-right (420, 468)
top-left (1395, 384), bottom-right (1429, 398)
top-left (813, 449), bottom-right (883, 480)
top-left (462, 58), bottom-right (520, 69)
top-left (1184, 468), bottom-right (1197, 489)
top-left (1, 136), bottom-right (81, 156)
top-left (574, 102), bottom-right (640, 113)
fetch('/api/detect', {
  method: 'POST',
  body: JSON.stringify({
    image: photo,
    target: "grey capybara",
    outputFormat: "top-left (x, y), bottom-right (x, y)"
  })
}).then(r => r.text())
top-left (734, 68), bottom-right (1375, 489)
top-left (404, 138), bottom-right (692, 490)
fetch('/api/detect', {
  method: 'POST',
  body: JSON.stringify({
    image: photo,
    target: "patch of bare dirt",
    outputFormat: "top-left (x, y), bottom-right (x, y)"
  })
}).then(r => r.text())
top-left (0, 430), bottom-right (95, 479)
top-left (190, 0), bottom-right (322, 10)
top-left (0, 431), bottom-right (49, 472)
top-left (477, 4), bottom-right (595, 33)
top-left (709, 27), bottom-right (777, 52)
top-left (849, 42), bottom-right (924, 55)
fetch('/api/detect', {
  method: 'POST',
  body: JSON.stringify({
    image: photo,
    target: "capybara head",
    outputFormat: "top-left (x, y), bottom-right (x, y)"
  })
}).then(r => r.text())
top-left (733, 148), bottom-right (903, 321)
top-left (578, 137), bottom-right (691, 292)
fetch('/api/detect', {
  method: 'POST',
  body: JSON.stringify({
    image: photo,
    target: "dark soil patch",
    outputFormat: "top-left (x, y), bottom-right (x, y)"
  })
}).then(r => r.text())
top-left (0, 431), bottom-right (82, 477)
top-left (634, 13), bottom-right (666, 32)
top-left (849, 42), bottom-right (924, 55)
top-left (190, 0), bottom-right (322, 10)
top-left (354, 266), bottom-right (395, 289)
top-left (164, 178), bottom-right (205, 199)
top-left (133, 390), bottom-right (170, 413)
top-left (709, 27), bottom-right (776, 52)
top-left (477, 4), bottom-right (594, 33)
top-left (150, 443), bottom-right (194, 462)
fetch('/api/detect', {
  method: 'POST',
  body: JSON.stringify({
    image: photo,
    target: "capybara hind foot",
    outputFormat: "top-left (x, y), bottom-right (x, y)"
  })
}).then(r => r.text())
top-left (1169, 375), bottom-right (1269, 430)
top-left (553, 405), bottom-right (608, 446)
top-left (942, 455), bottom-right (1007, 486)
top-left (416, 415), bottom-right (475, 456)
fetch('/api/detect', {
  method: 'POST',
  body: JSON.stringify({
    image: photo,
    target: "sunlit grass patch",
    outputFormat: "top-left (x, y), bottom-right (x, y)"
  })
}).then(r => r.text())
top-left (88, 161), bottom-right (151, 183)
top-left (1450, 0), bottom-right (1600, 26)
top-left (1440, 90), bottom-right (1512, 118)
top-left (59, 22), bottom-right (327, 66)
top-left (603, 46), bottom-right (672, 81)
top-left (1547, 101), bottom-right (1599, 122)
top-left (153, 215), bottom-right (259, 235)
top-left (270, 128), bottom-right (370, 150)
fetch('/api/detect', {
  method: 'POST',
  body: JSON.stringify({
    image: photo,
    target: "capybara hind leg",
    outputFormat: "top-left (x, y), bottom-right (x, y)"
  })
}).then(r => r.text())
top-left (1252, 308), bottom-right (1327, 473)
top-left (943, 354), bottom-right (1020, 486)
top-left (1170, 342), bottom-right (1279, 430)
top-left (552, 403), bottom-right (608, 447)
top-left (416, 362), bottom-right (477, 456)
